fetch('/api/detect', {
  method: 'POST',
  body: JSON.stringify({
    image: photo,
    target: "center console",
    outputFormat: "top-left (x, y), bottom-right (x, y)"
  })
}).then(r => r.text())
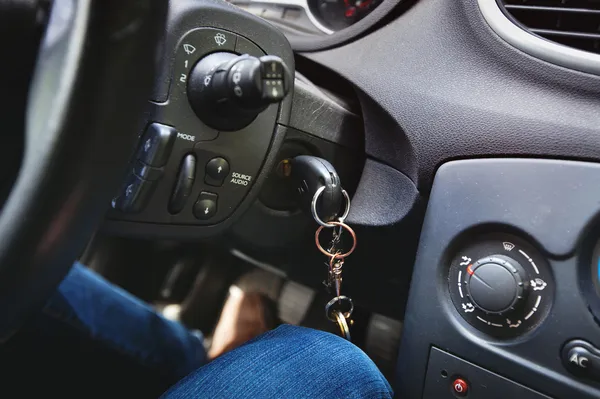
top-left (397, 158), bottom-right (600, 398)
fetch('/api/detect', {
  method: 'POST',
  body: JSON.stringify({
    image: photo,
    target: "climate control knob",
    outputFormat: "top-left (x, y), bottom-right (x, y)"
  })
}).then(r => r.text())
top-left (448, 237), bottom-right (553, 338)
top-left (465, 255), bottom-right (528, 314)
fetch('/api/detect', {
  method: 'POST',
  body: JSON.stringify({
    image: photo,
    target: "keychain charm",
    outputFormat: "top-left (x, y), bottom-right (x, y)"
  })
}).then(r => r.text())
top-left (314, 216), bottom-right (357, 341)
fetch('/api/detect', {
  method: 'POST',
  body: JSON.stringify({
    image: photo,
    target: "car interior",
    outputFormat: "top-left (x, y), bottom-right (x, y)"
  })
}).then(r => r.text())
top-left (1, 0), bottom-right (600, 397)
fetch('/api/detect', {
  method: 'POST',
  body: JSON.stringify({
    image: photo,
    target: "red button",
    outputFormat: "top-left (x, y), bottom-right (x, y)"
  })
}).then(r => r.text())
top-left (452, 378), bottom-right (468, 396)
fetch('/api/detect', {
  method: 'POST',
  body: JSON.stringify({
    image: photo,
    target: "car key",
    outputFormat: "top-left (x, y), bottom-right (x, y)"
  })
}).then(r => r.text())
top-left (291, 155), bottom-right (344, 224)
top-left (294, 155), bottom-right (356, 340)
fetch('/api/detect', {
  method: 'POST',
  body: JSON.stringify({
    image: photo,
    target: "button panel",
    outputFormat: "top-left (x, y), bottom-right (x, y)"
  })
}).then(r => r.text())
top-left (107, 27), bottom-right (285, 227)
top-left (424, 347), bottom-right (550, 398)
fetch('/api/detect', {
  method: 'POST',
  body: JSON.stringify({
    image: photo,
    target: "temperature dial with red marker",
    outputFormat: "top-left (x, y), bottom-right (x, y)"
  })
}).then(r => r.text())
top-left (464, 256), bottom-right (528, 315)
top-left (447, 235), bottom-right (554, 338)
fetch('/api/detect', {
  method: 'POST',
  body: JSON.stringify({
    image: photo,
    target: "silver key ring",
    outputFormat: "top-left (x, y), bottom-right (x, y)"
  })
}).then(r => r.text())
top-left (310, 186), bottom-right (351, 228)
top-left (325, 295), bottom-right (354, 321)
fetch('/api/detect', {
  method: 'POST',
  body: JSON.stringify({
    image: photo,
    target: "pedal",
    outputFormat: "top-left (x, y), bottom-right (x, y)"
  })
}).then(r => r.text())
top-left (365, 314), bottom-right (402, 379)
top-left (278, 281), bottom-right (315, 325)
top-left (178, 253), bottom-right (242, 333)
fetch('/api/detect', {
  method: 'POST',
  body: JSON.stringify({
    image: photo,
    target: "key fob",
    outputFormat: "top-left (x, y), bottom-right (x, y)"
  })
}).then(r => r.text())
top-left (291, 155), bottom-right (342, 223)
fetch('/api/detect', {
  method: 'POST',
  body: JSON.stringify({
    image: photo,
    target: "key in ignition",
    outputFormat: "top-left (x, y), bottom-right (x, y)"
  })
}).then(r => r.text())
top-left (291, 155), bottom-right (344, 224)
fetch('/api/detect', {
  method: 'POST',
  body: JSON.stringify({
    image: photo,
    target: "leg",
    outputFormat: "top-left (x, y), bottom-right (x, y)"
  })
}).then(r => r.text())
top-left (163, 325), bottom-right (393, 399)
top-left (0, 263), bottom-right (206, 397)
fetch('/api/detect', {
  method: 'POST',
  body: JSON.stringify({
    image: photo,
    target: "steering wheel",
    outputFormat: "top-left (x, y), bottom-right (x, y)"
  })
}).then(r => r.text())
top-left (0, 0), bottom-right (166, 337)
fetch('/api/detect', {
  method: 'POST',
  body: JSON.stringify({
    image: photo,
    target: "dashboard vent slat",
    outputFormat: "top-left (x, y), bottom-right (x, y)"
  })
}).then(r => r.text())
top-left (505, 4), bottom-right (600, 14)
top-left (498, 0), bottom-right (600, 55)
top-left (531, 29), bottom-right (600, 40)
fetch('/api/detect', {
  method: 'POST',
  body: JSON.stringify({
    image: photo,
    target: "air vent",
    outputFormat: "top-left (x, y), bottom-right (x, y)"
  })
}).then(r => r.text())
top-left (499, 0), bottom-right (600, 54)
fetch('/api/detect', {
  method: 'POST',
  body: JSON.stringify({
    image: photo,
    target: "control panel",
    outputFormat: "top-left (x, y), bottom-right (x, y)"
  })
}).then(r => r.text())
top-left (448, 235), bottom-right (554, 338)
top-left (397, 159), bottom-right (600, 399)
top-left (105, 10), bottom-right (294, 234)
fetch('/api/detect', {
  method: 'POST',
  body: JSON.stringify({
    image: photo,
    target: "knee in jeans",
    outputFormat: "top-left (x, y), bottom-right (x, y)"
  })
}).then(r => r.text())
top-left (271, 325), bottom-right (391, 396)
top-left (274, 325), bottom-right (380, 372)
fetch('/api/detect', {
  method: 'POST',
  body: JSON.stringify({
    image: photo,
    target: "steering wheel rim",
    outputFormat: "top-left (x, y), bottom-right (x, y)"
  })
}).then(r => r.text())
top-left (0, 0), bottom-right (166, 337)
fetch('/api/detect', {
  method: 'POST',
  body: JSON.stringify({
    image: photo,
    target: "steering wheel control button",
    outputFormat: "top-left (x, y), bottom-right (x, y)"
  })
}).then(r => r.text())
top-left (194, 192), bottom-right (218, 220)
top-left (112, 174), bottom-right (156, 213)
top-left (562, 340), bottom-right (600, 381)
top-left (451, 378), bottom-right (468, 397)
top-left (133, 160), bottom-right (163, 181)
top-left (169, 154), bottom-right (197, 214)
top-left (205, 157), bottom-right (230, 186)
top-left (137, 123), bottom-right (177, 167)
top-left (466, 256), bottom-right (527, 314)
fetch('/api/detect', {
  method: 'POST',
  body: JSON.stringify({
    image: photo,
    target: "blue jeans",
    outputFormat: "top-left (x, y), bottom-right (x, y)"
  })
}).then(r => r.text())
top-left (0, 264), bottom-right (392, 398)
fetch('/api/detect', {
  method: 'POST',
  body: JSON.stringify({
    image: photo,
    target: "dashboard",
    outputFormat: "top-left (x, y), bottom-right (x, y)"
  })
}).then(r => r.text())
top-left (228, 0), bottom-right (383, 35)
top-left (99, 0), bottom-right (600, 397)
top-left (225, 0), bottom-right (405, 50)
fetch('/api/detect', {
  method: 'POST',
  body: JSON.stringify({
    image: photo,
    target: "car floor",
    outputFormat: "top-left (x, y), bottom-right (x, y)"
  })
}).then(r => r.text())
top-left (81, 234), bottom-right (402, 381)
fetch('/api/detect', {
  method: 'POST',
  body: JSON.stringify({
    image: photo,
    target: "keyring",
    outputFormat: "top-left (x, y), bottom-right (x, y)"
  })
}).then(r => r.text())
top-left (311, 186), bottom-right (351, 228)
top-left (315, 221), bottom-right (357, 258)
top-left (325, 295), bottom-right (354, 321)
top-left (333, 310), bottom-right (352, 341)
